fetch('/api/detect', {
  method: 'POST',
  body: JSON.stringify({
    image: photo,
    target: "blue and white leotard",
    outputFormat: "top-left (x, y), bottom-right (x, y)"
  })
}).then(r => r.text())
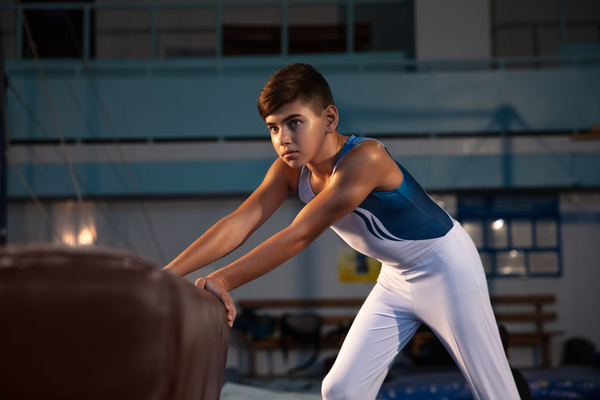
top-left (298, 135), bottom-right (454, 269)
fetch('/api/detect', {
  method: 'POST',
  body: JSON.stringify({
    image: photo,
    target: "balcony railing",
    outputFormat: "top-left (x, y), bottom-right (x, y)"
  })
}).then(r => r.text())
top-left (2, 1), bottom-right (599, 75)
top-left (0, 0), bottom-right (412, 61)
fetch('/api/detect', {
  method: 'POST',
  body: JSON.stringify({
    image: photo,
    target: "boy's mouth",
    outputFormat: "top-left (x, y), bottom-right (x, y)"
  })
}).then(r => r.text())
top-left (283, 150), bottom-right (298, 157)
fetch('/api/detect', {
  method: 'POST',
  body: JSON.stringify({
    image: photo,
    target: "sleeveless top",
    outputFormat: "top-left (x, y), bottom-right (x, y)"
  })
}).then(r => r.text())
top-left (298, 136), bottom-right (454, 269)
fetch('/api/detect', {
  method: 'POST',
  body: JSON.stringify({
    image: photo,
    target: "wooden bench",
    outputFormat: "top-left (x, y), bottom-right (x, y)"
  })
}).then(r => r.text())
top-left (491, 295), bottom-right (560, 367)
top-left (236, 299), bottom-right (362, 376)
top-left (237, 295), bottom-right (559, 376)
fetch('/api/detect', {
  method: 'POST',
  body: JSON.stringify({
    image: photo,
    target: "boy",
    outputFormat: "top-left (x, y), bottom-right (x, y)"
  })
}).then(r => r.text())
top-left (165, 63), bottom-right (520, 399)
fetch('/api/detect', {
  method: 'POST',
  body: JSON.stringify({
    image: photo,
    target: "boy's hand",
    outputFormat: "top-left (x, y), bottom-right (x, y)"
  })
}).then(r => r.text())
top-left (195, 276), bottom-right (236, 327)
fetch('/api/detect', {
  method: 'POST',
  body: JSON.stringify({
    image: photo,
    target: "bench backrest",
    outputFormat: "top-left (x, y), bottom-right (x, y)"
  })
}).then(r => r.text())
top-left (238, 295), bottom-right (557, 332)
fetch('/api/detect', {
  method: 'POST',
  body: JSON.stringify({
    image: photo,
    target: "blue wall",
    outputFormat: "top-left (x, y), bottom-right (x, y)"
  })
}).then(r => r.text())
top-left (5, 59), bottom-right (600, 197)
top-left (6, 61), bottom-right (600, 140)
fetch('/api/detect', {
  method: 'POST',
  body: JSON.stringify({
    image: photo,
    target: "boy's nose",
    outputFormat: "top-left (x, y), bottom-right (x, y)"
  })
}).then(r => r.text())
top-left (279, 130), bottom-right (292, 145)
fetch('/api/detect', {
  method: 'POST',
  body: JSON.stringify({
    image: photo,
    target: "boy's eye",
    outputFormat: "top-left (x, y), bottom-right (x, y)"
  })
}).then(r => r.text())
top-left (289, 120), bottom-right (300, 128)
top-left (269, 126), bottom-right (279, 134)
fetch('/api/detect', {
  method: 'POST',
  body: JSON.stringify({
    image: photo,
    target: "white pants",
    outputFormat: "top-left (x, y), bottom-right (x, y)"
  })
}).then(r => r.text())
top-left (322, 224), bottom-right (520, 400)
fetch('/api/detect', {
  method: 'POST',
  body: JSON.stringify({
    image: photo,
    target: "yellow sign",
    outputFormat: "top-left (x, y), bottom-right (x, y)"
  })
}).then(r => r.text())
top-left (338, 247), bottom-right (381, 283)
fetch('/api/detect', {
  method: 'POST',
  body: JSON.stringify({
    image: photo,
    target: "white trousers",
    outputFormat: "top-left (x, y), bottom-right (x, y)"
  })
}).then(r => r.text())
top-left (322, 224), bottom-right (520, 400)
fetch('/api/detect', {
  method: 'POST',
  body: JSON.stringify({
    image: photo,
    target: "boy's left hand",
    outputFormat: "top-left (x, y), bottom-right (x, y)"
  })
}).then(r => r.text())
top-left (195, 276), bottom-right (236, 327)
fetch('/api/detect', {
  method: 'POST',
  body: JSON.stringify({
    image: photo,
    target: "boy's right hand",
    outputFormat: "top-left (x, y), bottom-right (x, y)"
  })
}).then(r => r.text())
top-left (195, 276), bottom-right (236, 328)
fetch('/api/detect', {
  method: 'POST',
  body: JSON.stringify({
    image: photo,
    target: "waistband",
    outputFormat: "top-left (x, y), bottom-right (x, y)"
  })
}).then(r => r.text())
top-left (384, 219), bottom-right (463, 271)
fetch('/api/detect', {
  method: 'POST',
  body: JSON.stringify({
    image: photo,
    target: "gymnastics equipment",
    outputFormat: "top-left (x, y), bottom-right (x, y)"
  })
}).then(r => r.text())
top-left (0, 244), bottom-right (229, 400)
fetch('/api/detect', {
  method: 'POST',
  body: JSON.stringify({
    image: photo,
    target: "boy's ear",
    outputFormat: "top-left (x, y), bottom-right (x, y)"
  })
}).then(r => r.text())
top-left (325, 105), bottom-right (339, 133)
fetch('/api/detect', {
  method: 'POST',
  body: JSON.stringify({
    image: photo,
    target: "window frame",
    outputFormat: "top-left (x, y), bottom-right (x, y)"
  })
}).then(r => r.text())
top-left (457, 194), bottom-right (562, 278)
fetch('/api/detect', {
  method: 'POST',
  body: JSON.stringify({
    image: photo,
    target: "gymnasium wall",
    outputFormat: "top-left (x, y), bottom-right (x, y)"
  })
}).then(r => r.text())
top-left (3, 0), bottom-right (600, 375)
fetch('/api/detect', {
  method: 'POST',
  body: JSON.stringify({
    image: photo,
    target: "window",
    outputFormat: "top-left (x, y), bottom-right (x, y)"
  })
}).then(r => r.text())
top-left (21, 0), bottom-right (94, 58)
top-left (458, 194), bottom-right (561, 277)
top-left (491, 0), bottom-right (600, 67)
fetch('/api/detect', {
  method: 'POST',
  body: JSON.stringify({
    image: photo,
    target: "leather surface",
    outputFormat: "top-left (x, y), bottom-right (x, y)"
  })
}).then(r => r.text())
top-left (0, 244), bottom-right (228, 400)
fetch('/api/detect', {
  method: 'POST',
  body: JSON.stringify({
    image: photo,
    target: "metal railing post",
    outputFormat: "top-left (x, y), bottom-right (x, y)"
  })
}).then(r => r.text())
top-left (346, 0), bottom-right (354, 54)
top-left (216, 3), bottom-right (223, 58)
top-left (150, 4), bottom-right (158, 60)
top-left (83, 4), bottom-right (91, 60)
top-left (16, 7), bottom-right (22, 59)
top-left (558, 0), bottom-right (568, 46)
top-left (281, 2), bottom-right (288, 56)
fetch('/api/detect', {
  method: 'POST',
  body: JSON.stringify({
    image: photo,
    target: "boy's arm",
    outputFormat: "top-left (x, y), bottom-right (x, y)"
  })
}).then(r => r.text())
top-left (204, 141), bottom-right (399, 292)
top-left (164, 159), bottom-right (296, 278)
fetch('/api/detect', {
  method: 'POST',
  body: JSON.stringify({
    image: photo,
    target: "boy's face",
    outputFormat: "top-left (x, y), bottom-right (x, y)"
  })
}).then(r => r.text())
top-left (266, 101), bottom-right (334, 168)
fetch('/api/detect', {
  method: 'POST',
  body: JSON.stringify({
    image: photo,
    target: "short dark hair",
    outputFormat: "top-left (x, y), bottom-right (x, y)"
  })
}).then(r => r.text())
top-left (257, 63), bottom-right (335, 120)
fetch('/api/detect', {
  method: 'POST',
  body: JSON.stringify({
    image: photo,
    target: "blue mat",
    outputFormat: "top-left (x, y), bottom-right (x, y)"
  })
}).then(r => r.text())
top-left (377, 366), bottom-right (600, 400)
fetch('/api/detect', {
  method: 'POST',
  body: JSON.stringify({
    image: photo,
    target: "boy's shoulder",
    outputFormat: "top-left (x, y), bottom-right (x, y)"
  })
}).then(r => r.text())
top-left (343, 137), bottom-right (390, 164)
top-left (334, 137), bottom-right (401, 190)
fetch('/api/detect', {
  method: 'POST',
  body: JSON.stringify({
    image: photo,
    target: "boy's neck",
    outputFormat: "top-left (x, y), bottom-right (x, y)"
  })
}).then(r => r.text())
top-left (305, 132), bottom-right (348, 179)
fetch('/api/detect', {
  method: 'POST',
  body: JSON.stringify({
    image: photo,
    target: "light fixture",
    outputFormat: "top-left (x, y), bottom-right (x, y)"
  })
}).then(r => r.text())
top-left (492, 219), bottom-right (505, 230)
top-left (62, 233), bottom-right (76, 246)
top-left (78, 227), bottom-right (96, 245)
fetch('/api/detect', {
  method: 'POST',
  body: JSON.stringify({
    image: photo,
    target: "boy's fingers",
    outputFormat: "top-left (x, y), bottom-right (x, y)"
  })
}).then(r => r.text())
top-left (229, 309), bottom-right (236, 327)
top-left (195, 277), bottom-right (206, 288)
top-left (221, 296), bottom-right (236, 327)
top-left (217, 296), bottom-right (234, 327)
top-left (229, 304), bottom-right (237, 324)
